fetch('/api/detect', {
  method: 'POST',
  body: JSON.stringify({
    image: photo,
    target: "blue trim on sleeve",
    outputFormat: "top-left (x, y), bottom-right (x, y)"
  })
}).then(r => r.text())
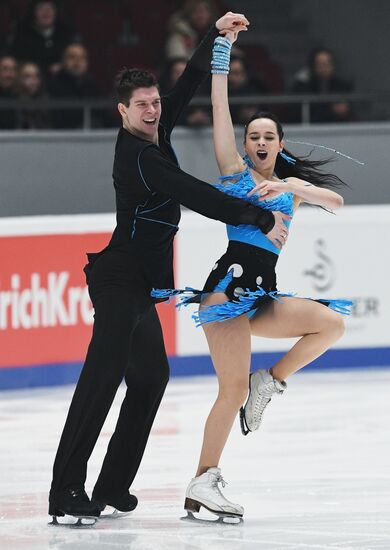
top-left (131, 197), bottom-right (149, 239)
top-left (136, 216), bottom-right (179, 230)
top-left (137, 145), bottom-right (156, 192)
top-left (140, 198), bottom-right (172, 215)
top-left (161, 124), bottom-right (180, 166)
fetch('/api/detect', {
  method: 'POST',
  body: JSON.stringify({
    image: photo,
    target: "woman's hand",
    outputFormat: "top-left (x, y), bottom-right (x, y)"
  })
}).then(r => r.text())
top-left (218, 16), bottom-right (248, 44)
top-left (216, 11), bottom-right (249, 32)
top-left (248, 179), bottom-right (289, 201)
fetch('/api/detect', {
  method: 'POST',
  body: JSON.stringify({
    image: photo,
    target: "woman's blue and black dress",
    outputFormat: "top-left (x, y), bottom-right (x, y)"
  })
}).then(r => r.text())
top-left (152, 168), bottom-right (352, 325)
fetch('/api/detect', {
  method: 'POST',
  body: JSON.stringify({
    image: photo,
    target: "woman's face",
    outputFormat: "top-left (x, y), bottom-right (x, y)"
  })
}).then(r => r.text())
top-left (244, 118), bottom-right (284, 172)
top-left (19, 63), bottom-right (41, 95)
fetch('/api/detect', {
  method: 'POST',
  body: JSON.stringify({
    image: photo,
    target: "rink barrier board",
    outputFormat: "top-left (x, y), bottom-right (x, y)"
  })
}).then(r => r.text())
top-left (0, 347), bottom-right (390, 390)
top-left (1, 209), bottom-right (390, 390)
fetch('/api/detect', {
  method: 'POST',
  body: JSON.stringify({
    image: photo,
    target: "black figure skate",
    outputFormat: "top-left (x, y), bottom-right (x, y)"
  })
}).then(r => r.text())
top-left (48, 486), bottom-right (101, 527)
top-left (92, 491), bottom-right (138, 518)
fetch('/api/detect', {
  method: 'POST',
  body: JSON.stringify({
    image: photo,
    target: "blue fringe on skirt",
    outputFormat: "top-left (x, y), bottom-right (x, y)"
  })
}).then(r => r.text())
top-left (151, 287), bottom-right (353, 327)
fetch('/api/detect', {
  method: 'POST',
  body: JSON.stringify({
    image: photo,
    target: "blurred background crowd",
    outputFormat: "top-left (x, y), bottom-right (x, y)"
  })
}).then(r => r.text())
top-left (0, 0), bottom-right (385, 130)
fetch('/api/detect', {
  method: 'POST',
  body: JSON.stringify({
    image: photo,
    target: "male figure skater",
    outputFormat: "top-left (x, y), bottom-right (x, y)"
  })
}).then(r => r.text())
top-left (49, 11), bottom-right (289, 523)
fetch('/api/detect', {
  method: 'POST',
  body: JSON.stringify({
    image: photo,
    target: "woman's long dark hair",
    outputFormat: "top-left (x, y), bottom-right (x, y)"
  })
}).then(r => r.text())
top-left (244, 111), bottom-right (347, 190)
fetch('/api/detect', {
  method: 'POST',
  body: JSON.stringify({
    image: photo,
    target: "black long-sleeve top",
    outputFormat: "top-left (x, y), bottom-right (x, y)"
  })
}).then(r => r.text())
top-left (106, 25), bottom-right (275, 291)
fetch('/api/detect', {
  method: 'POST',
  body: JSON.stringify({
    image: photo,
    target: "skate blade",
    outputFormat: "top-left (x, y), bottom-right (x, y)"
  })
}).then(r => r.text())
top-left (240, 374), bottom-right (253, 436)
top-left (181, 511), bottom-right (242, 525)
top-left (99, 506), bottom-right (132, 519)
top-left (239, 407), bottom-right (250, 436)
top-left (48, 515), bottom-right (97, 528)
top-left (182, 508), bottom-right (243, 525)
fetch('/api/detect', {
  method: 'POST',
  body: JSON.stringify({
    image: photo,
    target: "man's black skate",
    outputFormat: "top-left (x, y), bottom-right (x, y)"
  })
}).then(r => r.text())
top-left (48, 486), bottom-right (100, 527)
top-left (92, 491), bottom-right (138, 518)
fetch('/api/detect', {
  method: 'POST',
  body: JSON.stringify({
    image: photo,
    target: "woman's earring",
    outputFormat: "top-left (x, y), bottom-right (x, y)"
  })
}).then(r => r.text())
top-left (243, 154), bottom-right (255, 168)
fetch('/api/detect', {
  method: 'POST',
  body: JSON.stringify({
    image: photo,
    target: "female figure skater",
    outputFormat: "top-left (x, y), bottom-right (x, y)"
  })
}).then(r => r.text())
top-left (153, 28), bottom-right (351, 521)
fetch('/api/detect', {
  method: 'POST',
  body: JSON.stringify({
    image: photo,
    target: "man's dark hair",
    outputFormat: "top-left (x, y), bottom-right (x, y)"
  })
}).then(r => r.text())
top-left (115, 68), bottom-right (159, 106)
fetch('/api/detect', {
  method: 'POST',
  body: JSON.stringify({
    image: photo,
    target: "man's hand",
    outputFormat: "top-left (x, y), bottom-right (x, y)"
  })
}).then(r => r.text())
top-left (265, 211), bottom-right (291, 249)
top-left (216, 11), bottom-right (249, 32)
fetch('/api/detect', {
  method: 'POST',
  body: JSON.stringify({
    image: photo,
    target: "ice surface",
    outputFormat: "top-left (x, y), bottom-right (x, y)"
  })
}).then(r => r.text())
top-left (0, 368), bottom-right (389, 549)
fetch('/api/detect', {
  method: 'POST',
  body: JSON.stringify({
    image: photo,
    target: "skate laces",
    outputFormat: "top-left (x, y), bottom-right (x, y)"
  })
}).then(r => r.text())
top-left (253, 396), bottom-right (271, 426)
top-left (252, 379), bottom-right (284, 427)
top-left (211, 474), bottom-right (227, 491)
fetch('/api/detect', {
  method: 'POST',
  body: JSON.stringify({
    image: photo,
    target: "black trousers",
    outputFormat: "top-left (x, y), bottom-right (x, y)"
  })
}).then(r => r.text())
top-left (50, 249), bottom-right (170, 500)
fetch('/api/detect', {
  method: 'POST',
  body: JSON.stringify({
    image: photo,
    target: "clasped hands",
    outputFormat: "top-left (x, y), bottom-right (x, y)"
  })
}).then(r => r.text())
top-left (216, 11), bottom-right (249, 42)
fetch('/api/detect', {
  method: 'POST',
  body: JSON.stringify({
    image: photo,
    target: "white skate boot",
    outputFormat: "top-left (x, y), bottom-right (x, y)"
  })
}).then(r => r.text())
top-left (240, 368), bottom-right (286, 435)
top-left (184, 467), bottom-right (244, 523)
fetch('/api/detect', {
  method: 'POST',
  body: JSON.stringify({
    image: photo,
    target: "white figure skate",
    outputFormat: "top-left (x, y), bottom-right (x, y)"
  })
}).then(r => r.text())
top-left (240, 368), bottom-right (286, 435)
top-left (183, 467), bottom-right (243, 523)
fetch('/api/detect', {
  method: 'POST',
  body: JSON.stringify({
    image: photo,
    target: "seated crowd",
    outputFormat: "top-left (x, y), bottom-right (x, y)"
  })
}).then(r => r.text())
top-left (0, 0), bottom-right (355, 130)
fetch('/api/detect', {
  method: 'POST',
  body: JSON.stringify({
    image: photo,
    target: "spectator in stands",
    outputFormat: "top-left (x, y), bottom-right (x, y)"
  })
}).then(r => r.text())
top-left (0, 54), bottom-right (18, 129)
top-left (17, 61), bottom-right (50, 129)
top-left (48, 43), bottom-right (101, 129)
top-left (228, 55), bottom-right (268, 125)
top-left (159, 56), bottom-right (211, 127)
top-left (166, 0), bottom-right (217, 60)
top-left (9, 0), bottom-right (74, 76)
top-left (159, 57), bottom-right (188, 93)
top-left (290, 48), bottom-right (353, 123)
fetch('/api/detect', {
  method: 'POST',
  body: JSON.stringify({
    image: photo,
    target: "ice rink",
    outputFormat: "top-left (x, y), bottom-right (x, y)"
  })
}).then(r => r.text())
top-left (1, 368), bottom-right (389, 550)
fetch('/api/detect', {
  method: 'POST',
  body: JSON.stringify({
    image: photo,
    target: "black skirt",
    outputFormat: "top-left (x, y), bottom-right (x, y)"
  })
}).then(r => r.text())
top-left (151, 240), bottom-right (352, 326)
top-left (202, 240), bottom-right (278, 299)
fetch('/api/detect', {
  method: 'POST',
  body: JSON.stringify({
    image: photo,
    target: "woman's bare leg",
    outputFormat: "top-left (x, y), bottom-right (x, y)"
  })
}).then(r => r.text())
top-left (250, 297), bottom-right (345, 381)
top-left (196, 293), bottom-right (251, 476)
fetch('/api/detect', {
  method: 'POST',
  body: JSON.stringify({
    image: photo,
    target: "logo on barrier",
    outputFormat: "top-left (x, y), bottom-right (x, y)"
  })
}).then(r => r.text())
top-left (0, 230), bottom-right (176, 369)
top-left (302, 238), bottom-right (380, 320)
top-left (0, 272), bottom-right (93, 330)
top-left (303, 239), bottom-right (335, 291)
top-left (0, 232), bottom-right (108, 368)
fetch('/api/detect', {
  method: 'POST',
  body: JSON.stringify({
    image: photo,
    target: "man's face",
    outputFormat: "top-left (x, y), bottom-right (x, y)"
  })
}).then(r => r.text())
top-left (63, 45), bottom-right (88, 77)
top-left (0, 57), bottom-right (17, 89)
top-left (119, 87), bottom-right (162, 141)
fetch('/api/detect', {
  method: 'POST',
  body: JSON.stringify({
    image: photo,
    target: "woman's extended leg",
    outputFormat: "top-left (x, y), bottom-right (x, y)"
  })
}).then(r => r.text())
top-left (250, 296), bottom-right (345, 380)
top-left (241, 296), bottom-right (345, 434)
